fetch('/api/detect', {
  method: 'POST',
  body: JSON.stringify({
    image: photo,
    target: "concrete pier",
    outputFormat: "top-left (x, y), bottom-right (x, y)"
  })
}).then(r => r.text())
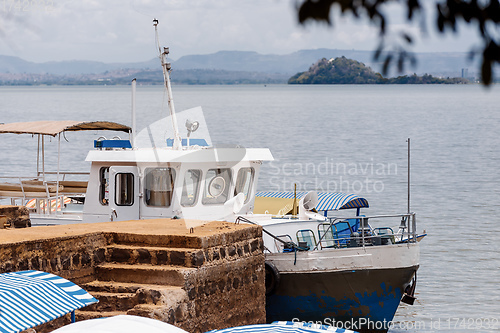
top-left (0, 219), bottom-right (265, 332)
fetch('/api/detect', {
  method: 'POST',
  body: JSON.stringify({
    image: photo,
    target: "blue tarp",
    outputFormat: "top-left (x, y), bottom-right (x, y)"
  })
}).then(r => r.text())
top-left (0, 270), bottom-right (97, 333)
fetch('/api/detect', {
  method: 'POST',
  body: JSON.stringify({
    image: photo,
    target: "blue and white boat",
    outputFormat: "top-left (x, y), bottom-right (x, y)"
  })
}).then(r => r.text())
top-left (241, 190), bottom-right (422, 332)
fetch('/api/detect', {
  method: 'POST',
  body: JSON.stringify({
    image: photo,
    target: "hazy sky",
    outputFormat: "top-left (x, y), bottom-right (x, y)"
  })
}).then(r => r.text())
top-left (0, 0), bottom-right (481, 63)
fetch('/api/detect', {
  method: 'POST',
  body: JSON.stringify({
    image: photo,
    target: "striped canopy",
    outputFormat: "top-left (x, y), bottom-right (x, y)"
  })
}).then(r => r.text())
top-left (255, 191), bottom-right (369, 212)
top-left (0, 270), bottom-right (98, 333)
top-left (51, 315), bottom-right (188, 333)
top-left (209, 321), bottom-right (357, 333)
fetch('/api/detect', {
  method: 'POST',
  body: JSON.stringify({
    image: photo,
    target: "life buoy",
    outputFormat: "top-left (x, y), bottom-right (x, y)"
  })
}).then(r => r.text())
top-left (265, 262), bottom-right (280, 295)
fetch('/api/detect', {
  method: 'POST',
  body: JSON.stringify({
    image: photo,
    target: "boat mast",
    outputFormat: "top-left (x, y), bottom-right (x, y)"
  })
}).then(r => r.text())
top-left (154, 19), bottom-right (182, 150)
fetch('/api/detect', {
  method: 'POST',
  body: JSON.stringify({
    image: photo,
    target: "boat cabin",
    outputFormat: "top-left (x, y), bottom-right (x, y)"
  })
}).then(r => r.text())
top-left (83, 144), bottom-right (273, 223)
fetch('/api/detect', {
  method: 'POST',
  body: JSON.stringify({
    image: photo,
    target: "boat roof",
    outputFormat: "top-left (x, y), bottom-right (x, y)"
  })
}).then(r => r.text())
top-left (0, 120), bottom-right (130, 137)
top-left (0, 270), bottom-right (97, 333)
top-left (255, 191), bottom-right (369, 213)
top-left (86, 147), bottom-right (274, 163)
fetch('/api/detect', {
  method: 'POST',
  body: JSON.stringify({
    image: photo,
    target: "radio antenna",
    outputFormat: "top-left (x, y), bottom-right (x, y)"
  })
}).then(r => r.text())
top-left (407, 138), bottom-right (411, 214)
top-left (153, 19), bottom-right (182, 150)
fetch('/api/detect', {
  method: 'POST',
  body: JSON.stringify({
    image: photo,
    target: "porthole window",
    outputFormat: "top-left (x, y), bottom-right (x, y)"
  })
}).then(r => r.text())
top-left (202, 168), bottom-right (231, 205)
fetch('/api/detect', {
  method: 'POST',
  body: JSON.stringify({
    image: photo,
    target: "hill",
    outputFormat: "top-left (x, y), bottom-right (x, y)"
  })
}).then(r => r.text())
top-left (288, 57), bottom-right (469, 84)
top-left (288, 57), bottom-right (382, 84)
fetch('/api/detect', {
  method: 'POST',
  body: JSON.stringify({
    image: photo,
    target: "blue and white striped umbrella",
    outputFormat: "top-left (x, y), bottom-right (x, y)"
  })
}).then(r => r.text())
top-left (256, 192), bottom-right (369, 211)
top-left (0, 270), bottom-right (97, 333)
top-left (208, 321), bottom-right (357, 333)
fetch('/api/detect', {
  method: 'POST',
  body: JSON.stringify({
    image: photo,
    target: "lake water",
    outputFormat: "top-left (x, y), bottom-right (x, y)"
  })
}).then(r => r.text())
top-left (1, 84), bottom-right (499, 332)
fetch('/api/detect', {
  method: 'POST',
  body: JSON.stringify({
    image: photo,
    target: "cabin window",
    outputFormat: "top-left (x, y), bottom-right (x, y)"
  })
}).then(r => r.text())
top-left (115, 173), bottom-right (134, 206)
top-left (181, 169), bottom-right (201, 207)
top-left (234, 167), bottom-right (254, 203)
top-left (99, 167), bottom-right (110, 206)
top-left (144, 167), bottom-right (176, 207)
top-left (202, 168), bottom-right (232, 205)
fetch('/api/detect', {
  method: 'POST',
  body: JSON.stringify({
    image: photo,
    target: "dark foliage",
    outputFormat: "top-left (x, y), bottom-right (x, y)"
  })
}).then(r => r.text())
top-left (288, 57), bottom-right (469, 84)
top-left (297, 0), bottom-right (500, 85)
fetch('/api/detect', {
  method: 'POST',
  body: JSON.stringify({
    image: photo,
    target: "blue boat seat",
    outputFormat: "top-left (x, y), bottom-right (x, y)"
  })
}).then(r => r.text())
top-left (333, 221), bottom-right (353, 247)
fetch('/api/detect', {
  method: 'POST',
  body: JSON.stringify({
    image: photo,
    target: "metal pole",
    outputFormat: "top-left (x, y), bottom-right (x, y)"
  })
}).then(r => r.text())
top-left (412, 214), bottom-right (417, 242)
top-left (42, 135), bottom-right (45, 183)
top-left (37, 134), bottom-right (40, 178)
top-left (407, 138), bottom-right (410, 214)
top-left (131, 78), bottom-right (136, 148)
top-left (56, 133), bottom-right (61, 214)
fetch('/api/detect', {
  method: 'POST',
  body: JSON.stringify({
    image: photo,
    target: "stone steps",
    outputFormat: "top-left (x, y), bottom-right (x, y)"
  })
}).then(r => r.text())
top-left (74, 225), bottom-right (263, 328)
top-left (95, 262), bottom-right (194, 286)
top-left (83, 280), bottom-right (186, 308)
top-left (85, 291), bottom-right (138, 312)
top-left (127, 304), bottom-right (174, 320)
top-left (75, 310), bottom-right (127, 321)
top-left (80, 279), bottom-right (188, 315)
top-left (78, 238), bottom-right (198, 320)
top-left (83, 280), bottom-right (181, 294)
top-left (77, 303), bottom-right (182, 323)
top-left (106, 244), bottom-right (205, 268)
top-left (111, 233), bottom-right (204, 249)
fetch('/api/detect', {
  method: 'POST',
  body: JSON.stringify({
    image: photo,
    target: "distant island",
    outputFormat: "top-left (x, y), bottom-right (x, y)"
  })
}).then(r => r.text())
top-left (288, 57), bottom-right (469, 84)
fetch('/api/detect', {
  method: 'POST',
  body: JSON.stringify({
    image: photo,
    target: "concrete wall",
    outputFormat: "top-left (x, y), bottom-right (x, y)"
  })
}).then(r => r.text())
top-left (0, 220), bottom-right (265, 333)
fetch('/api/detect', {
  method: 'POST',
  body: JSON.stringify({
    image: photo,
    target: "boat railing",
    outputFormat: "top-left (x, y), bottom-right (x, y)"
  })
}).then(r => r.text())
top-left (313, 213), bottom-right (417, 250)
top-left (0, 173), bottom-right (89, 215)
top-left (37, 171), bottom-right (90, 181)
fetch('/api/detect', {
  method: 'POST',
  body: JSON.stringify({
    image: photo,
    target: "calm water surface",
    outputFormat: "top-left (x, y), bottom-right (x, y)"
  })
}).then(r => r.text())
top-left (0, 84), bottom-right (499, 332)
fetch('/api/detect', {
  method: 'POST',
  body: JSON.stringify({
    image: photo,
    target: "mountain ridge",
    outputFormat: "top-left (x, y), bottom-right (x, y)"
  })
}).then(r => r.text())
top-left (0, 49), bottom-right (478, 78)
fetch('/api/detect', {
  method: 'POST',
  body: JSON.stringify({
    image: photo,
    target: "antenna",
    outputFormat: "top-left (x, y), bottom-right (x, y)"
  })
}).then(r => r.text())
top-left (131, 78), bottom-right (136, 148)
top-left (154, 19), bottom-right (182, 150)
top-left (407, 138), bottom-right (410, 214)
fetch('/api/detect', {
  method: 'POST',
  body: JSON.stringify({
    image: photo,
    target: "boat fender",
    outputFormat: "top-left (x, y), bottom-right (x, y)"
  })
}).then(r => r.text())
top-left (265, 262), bottom-right (280, 296)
